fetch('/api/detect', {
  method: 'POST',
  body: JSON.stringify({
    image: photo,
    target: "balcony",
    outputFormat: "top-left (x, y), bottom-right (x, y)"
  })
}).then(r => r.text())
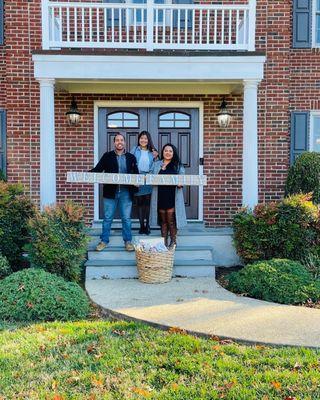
top-left (41, 0), bottom-right (256, 52)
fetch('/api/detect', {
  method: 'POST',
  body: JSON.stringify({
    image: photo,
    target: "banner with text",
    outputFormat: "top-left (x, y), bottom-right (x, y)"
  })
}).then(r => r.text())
top-left (67, 172), bottom-right (207, 186)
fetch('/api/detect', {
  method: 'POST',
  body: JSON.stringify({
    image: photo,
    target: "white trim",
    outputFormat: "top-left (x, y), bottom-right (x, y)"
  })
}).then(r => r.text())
top-left (310, 111), bottom-right (320, 151)
top-left (33, 54), bottom-right (266, 82)
top-left (312, 0), bottom-right (320, 48)
top-left (93, 100), bottom-right (204, 221)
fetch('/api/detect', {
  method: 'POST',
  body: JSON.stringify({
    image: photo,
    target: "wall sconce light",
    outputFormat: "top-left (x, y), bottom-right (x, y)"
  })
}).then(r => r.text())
top-left (66, 96), bottom-right (82, 125)
top-left (217, 98), bottom-right (232, 128)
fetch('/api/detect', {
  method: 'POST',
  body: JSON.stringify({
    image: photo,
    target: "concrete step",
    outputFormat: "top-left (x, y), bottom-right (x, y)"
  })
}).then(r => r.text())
top-left (87, 247), bottom-right (213, 262)
top-left (85, 258), bottom-right (214, 267)
top-left (91, 220), bottom-right (206, 230)
top-left (86, 232), bottom-right (238, 267)
top-left (87, 227), bottom-right (233, 237)
top-left (86, 264), bottom-right (215, 280)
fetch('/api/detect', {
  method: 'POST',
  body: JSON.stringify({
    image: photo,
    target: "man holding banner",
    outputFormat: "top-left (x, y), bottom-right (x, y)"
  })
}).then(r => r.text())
top-left (90, 133), bottom-right (139, 252)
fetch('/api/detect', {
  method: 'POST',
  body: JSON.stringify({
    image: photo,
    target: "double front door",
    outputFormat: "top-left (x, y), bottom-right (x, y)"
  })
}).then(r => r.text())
top-left (98, 107), bottom-right (199, 220)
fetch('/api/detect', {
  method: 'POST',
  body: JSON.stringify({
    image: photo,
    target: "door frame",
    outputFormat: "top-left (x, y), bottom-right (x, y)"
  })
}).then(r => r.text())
top-left (93, 101), bottom-right (204, 221)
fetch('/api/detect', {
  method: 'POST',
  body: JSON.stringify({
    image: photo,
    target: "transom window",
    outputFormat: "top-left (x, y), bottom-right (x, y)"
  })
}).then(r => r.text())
top-left (315, 0), bottom-right (320, 45)
top-left (159, 112), bottom-right (191, 128)
top-left (107, 111), bottom-right (139, 128)
top-left (310, 114), bottom-right (320, 151)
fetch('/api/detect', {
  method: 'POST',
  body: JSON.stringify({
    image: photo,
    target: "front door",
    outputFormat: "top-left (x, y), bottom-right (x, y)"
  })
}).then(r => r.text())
top-left (98, 107), bottom-right (199, 220)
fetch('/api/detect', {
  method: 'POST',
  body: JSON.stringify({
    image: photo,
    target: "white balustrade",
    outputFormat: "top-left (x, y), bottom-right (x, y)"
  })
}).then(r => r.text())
top-left (41, 0), bottom-right (256, 51)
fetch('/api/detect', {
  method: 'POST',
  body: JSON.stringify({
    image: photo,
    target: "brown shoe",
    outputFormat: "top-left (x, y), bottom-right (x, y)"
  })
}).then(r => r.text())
top-left (125, 241), bottom-right (135, 252)
top-left (96, 241), bottom-right (107, 251)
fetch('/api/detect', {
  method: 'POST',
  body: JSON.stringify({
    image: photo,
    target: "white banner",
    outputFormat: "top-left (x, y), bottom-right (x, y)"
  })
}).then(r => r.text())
top-left (67, 172), bottom-right (207, 186)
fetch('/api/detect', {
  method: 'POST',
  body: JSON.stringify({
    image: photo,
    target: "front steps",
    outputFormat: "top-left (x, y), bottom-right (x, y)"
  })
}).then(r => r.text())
top-left (85, 222), bottom-right (239, 280)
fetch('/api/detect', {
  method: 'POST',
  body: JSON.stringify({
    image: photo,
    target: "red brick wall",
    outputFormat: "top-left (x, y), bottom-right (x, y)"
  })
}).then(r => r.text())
top-left (3, 0), bottom-right (320, 226)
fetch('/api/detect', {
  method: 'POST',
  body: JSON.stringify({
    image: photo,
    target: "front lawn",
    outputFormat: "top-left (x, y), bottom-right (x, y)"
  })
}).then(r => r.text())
top-left (0, 320), bottom-right (320, 399)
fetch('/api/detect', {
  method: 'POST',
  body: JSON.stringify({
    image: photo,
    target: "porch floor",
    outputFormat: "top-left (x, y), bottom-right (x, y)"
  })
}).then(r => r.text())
top-left (86, 277), bottom-right (320, 348)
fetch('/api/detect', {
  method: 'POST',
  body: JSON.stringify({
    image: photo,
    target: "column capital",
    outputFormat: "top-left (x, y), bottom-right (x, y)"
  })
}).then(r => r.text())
top-left (38, 78), bottom-right (55, 88)
top-left (243, 79), bottom-right (260, 90)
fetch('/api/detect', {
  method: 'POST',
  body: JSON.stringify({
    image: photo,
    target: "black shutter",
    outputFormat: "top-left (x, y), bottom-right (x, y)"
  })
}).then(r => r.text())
top-left (0, 111), bottom-right (6, 174)
top-left (173, 0), bottom-right (193, 29)
top-left (290, 111), bottom-right (309, 164)
top-left (0, 0), bottom-right (3, 45)
top-left (293, 0), bottom-right (312, 48)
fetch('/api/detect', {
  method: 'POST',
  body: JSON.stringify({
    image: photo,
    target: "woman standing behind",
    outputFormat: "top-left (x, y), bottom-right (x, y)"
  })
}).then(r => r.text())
top-left (131, 131), bottom-right (158, 234)
top-left (150, 143), bottom-right (187, 249)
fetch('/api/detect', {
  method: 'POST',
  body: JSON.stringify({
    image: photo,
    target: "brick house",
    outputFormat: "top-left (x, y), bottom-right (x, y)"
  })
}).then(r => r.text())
top-left (0, 0), bottom-right (319, 228)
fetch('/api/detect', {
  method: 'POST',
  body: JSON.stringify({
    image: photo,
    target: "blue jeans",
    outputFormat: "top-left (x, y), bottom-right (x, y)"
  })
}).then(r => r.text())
top-left (101, 189), bottom-right (132, 244)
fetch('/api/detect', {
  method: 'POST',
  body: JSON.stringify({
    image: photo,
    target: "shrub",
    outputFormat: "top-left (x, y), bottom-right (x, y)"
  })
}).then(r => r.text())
top-left (0, 181), bottom-right (35, 269)
top-left (233, 194), bottom-right (319, 264)
top-left (285, 152), bottom-right (320, 204)
top-left (0, 254), bottom-right (12, 279)
top-left (26, 201), bottom-right (89, 282)
top-left (302, 249), bottom-right (320, 280)
top-left (0, 169), bottom-right (5, 181)
top-left (0, 268), bottom-right (90, 322)
top-left (227, 259), bottom-right (320, 305)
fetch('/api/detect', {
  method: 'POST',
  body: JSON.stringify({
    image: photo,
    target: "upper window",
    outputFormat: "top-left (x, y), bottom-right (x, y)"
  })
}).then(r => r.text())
top-left (159, 112), bottom-right (191, 128)
top-left (107, 111), bottom-right (139, 128)
top-left (310, 113), bottom-right (320, 151)
top-left (315, 0), bottom-right (320, 45)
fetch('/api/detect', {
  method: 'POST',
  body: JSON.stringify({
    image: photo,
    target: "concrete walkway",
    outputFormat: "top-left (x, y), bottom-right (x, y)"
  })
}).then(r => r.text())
top-left (86, 277), bottom-right (320, 348)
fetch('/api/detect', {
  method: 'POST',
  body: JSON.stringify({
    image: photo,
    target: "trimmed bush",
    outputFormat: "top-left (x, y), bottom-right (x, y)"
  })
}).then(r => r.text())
top-left (0, 254), bottom-right (12, 279)
top-left (0, 268), bottom-right (90, 322)
top-left (0, 181), bottom-right (35, 269)
top-left (285, 152), bottom-right (320, 204)
top-left (233, 194), bottom-right (319, 264)
top-left (227, 259), bottom-right (320, 305)
top-left (26, 201), bottom-right (89, 282)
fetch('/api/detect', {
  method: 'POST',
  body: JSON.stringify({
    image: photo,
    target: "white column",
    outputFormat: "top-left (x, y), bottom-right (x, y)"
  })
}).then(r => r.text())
top-left (242, 79), bottom-right (259, 208)
top-left (39, 78), bottom-right (56, 209)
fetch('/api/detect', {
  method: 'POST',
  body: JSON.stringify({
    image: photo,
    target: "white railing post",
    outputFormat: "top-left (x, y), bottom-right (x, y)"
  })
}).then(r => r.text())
top-left (42, 0), bottom-right (50, 49)
top-left (146, 0), bottom-right (154, 51)
top-left (248, 0), bottom-right (256, 51)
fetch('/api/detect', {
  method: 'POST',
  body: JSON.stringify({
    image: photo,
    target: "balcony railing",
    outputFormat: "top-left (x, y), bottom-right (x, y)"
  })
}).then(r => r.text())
top-left (41, 0), bottom-right (256, 51)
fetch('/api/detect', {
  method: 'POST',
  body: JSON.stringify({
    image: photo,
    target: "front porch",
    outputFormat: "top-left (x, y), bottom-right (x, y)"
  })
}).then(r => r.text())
top-left (33, 51), bottom-right (265, 223)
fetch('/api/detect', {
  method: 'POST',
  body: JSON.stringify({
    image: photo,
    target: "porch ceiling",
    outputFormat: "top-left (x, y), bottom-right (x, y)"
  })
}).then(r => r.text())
top-left (55, 80), bottom-right (243, 95)
top-left (33, 54), bottom-right (266, 84)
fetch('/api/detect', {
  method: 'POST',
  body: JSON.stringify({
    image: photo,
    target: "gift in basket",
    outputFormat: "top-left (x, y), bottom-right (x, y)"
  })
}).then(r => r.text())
top-left (134, 238), bottom-right (175, 284)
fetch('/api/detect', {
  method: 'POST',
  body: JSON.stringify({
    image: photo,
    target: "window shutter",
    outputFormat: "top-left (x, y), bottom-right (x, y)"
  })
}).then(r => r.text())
top-left (0, 111), bottom-right (6, 174)
top-left (293, 0), bottom-right (312, 48)
top-left (0, 0), bottom-right (3, 45)
top-left (290, 111), bottom-right (309, 164)
top-left (173, 0), bottom-right (193, 29)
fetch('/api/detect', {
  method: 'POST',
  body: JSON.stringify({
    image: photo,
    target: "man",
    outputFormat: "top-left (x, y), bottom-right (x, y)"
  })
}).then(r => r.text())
top-left (91, 133), bottom-right (139, 252)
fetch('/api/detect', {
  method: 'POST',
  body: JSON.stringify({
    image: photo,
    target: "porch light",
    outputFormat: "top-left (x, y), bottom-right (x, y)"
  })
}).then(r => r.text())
top-left (66, 96), bottom-right (82, 125)
top-left (217, 98), bottom-right (232, 128)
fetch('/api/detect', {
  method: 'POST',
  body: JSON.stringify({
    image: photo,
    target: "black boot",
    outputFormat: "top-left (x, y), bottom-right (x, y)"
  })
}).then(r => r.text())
top-left (145, 222), bottom-right (151, 235)
top-left (167, 211), bottom-right (177, 250)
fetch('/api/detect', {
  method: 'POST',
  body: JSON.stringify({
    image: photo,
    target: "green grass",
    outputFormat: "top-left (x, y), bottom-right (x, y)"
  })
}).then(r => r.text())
top-left (0, 320), bottom-right (320, 399)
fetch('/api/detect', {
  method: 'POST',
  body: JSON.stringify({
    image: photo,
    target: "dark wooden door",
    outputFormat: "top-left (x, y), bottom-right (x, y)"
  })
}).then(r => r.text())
top-left (98, 107), bottom-right (199, 220)
top-left (149, 108), bottom-right (199, 219)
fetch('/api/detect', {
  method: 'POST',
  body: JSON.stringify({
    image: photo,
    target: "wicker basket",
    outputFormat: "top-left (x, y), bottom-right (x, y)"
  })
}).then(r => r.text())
top-left (135, 247), bottom-right (175, 284)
